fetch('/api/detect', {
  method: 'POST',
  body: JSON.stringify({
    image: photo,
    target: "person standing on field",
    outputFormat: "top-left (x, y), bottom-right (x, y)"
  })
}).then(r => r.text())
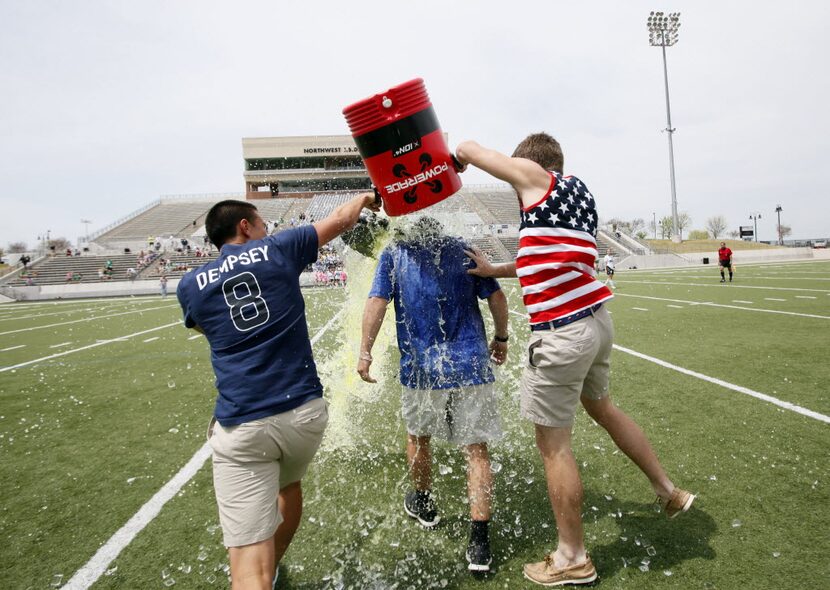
top-left (177, 193), bottom-right (379, 590)
top-left (456, 132), bottom-right (695, 587)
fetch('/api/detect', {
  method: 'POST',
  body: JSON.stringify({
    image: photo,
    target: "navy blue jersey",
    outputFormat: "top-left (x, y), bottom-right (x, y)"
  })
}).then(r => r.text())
top-left (177, 225), bottom-right (322, 426)
top-left (369, 237), bottom-right (500, 390)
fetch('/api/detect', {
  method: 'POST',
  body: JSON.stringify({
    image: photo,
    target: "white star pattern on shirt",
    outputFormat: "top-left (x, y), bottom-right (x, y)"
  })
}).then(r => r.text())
top-left (521, 174), bottom-right (599, 237)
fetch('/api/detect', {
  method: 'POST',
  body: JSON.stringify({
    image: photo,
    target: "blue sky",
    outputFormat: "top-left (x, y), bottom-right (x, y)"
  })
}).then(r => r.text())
top-left (1, 0), bottom-right (828, 247)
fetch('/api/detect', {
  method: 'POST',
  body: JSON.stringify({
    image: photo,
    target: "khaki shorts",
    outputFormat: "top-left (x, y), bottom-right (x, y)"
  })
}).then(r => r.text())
top-left (520, 305), bottom-right (614, 428)
top-left (207, 397), bottom-right (328, 547)
top-left (401, 383), bottom-right (502, 446)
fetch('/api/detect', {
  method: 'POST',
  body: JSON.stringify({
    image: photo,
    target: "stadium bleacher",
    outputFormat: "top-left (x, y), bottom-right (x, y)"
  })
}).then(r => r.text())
top-left (95, 201), bottom-right (218, 242)
top-left (5, 253), bottom-right (155, 286)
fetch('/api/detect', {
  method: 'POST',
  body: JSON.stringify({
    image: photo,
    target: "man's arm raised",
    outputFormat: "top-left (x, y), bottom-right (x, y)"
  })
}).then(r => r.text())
top-left (313, 192), bottom-right (380, 247)
top-left (455, 140), bottom-right (551, 206)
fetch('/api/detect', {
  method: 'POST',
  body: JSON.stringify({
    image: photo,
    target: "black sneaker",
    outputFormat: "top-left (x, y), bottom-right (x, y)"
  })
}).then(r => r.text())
top-left (466, 538), bottom-right (492, 573)
top-left (404, 490), bottom-right (440, 528)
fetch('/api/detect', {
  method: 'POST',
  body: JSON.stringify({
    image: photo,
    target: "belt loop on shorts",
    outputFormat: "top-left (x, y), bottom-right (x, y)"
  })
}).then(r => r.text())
top-left (530, 303), bottom-right (603, 332)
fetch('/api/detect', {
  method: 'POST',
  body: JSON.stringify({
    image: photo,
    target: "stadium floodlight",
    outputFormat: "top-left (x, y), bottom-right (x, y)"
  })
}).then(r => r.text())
top-left (749, 212), bottom-right (762, 242)
top-left (775, 205), bottom-right (783, 245)
top-left (81, 218), bottom-right (92, 244)
top-left (647, 11), bottom-right (682, 242)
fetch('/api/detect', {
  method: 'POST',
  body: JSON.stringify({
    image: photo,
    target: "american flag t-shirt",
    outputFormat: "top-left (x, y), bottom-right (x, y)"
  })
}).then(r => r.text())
top-left (517, 172), bottom-right (614, 324)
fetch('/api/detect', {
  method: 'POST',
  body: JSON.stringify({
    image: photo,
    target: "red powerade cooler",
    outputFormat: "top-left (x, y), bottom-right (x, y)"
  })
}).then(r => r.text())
top-left (342, 78), bottom-right (462, 216)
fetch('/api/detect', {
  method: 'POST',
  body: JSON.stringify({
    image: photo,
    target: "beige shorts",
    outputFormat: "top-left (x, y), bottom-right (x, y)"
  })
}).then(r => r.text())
top-left (207, 397), bottom-right (328, 547)
top-left (520, 305), bottom-right (614, 428)
top-left (401, 383), bottom-right (502, 446)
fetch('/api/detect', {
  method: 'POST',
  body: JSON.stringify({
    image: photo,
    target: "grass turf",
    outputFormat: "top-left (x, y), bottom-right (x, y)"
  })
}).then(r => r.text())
top-left (0, 260), bottom-right (828, 589)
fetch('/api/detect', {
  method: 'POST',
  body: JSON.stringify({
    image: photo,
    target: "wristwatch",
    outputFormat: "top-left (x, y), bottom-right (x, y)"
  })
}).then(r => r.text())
top-left (494, 334), bottom-right (509, 343)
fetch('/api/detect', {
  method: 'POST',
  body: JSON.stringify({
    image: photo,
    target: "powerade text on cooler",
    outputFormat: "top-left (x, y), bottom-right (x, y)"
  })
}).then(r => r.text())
top-left (342, 78), bottom-right (462, 216)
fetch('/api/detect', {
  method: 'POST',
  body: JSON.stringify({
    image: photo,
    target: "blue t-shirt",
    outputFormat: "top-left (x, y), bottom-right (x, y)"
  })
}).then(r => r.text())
top-left (369, 237), bottom-right (501, 390)
top-left (176, 225), bottom-right (322, 426)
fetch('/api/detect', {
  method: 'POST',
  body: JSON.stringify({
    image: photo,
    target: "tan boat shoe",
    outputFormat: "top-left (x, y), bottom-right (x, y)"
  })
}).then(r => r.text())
top-left (523, 554), bottom-right (598, 586)
top-left (661, 487), bottom-right (696, 518)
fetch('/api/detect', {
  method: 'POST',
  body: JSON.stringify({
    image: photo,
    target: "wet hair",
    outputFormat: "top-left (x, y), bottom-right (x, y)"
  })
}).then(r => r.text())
top-left (512, 132), bottom-right (564, 173)
top-left (205, 200), bottom-right (259, 246)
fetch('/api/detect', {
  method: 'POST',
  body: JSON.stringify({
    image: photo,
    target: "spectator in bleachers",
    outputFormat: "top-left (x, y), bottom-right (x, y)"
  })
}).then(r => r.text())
top-left (126, 267), bottom-right (137, 281)
top-left (148, 235), bottom-right (155, 249)
top-left (159, 275), bottom-right (168, 298)
top-left (66, 248), bottom-right (72, 256)
top-left (19, 254), bottom-right (30, 269)
top-left (105, 258), bottom-right (113, 271)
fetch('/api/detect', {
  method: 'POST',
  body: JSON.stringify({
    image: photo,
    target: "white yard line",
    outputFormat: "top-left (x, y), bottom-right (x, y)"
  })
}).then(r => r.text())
top-left (61, 310), bottom-right (345, 590)
top-left (509, 307), bottom-right (827, 422)
top-left (613, 293), bottom-right (830, 320)
top-left (732, 300), bottom-right (753, 304)
top-left (631, 307), bottom-right (649, 312)
top-left (795, 295), bottom-right (817, 299)
top-left (187, 334), bottom-right (202, 340)
top-left (614, 344), bottom-right (830, 425)
top-left (48, 341), bottom-right (72, 349)
top-left (0, 300), bottom-right (162, 323)
top-left (0, 344), bottom-right (26, 352)
top-left (0, 322), bottom-right (181, 374)
top-left (764, 298), bottom-right (787, 302)
top-left (621, 280), bottom-right (830, 294)
top-left (142, 337), bottom-right (159, 343)
top-left (0, 304), bottom-right (178, 336)
top-left (666, 304), bottom-right (684, 309)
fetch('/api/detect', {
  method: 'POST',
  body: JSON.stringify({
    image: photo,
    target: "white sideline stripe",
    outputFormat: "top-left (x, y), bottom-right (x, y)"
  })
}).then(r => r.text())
top-left (49, 341), bottom-right (72, 349)
top-left (613, 344), bottom-right (830, 425)
top-left (622, 280), bottom-right (830, 294)
top-left (667, 304), bottom-right (684, 309)
top-left (62, 310), bottom-right (345, 590)
top-left (764, 298), bottom-right (786, 302)
top-left (0, 322), bottom-right (181, 373)
top-left (796, 295), bottom-right (817, 299)
top-left (0, 304), bottom-right (178, 336)
top-left (60, 444), bottom-right (214, 590)
top-left (187, 334), bottom-right (202, 340)
top-left (1, 344), bottom-right (26, 352)
top-left (142, 337), bottom-right (159, 343)
top-left (614, 293), bottom-right (830, 320)
top-left (732, 300), bottom-right (754, 304)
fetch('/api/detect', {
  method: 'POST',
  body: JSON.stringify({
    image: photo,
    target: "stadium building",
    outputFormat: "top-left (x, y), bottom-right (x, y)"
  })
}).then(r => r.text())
top-left (0, 134), bottom-right (638, 300)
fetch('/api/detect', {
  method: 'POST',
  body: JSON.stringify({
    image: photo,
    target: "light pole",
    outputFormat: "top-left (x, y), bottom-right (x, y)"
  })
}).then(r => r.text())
top-left (647, 11), bottom-right (681, 243)
top-left (775, 205), bottom-right (783, 245)
top-left (749, 212), bottom-right (762, 242)
top-left (653, 211), bottom-right (657, 239)
top-left (81, 219), bottom-right (92, 244)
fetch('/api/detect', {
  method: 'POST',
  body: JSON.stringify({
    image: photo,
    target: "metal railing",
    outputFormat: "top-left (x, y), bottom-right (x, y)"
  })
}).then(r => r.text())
top-left (86, 199), bottom-right (161, 242)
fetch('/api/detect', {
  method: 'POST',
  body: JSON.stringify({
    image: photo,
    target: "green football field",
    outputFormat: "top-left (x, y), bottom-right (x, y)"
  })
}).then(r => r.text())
top-left (1, 259), bottom-right (828, 589)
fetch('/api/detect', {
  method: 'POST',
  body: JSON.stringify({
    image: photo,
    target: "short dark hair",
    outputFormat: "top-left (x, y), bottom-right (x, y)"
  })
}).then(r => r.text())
top-left (205, 200), bottom-right (259, 246)
top-left (512, 132), bottom-right (564, 173)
